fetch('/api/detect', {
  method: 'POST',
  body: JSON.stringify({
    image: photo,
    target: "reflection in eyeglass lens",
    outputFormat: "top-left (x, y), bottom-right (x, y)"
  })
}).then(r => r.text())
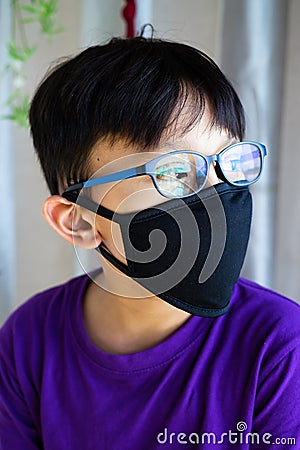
top-left (220, 144), bottom-right (261, 183)
top-left (154, 153), bottom-right (203, 197)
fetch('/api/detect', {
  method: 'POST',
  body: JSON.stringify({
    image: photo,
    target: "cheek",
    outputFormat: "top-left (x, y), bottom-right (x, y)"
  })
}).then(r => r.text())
top-left (97, 176), bottom-right (169, 213)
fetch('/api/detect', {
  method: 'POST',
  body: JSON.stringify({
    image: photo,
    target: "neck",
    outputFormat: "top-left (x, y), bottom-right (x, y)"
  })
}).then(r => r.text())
top-left (82, 259), bottom-right (191, 355)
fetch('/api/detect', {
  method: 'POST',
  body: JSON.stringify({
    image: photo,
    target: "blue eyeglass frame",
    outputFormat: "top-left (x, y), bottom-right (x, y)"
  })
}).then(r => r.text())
top-left (62, 141), bottom-right (267, 201)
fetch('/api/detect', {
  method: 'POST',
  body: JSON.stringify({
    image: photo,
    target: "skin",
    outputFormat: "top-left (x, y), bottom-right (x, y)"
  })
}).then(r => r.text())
top-left (42, 109), bottom-right (236, 355)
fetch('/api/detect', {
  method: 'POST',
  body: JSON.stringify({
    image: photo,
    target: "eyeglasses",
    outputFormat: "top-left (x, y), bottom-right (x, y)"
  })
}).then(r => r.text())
top-left (62, 141), bottom-right (267, 201)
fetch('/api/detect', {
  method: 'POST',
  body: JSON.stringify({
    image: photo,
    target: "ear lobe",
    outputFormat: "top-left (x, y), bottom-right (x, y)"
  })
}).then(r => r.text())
top-left (42, 195), bottom-right (102, 249)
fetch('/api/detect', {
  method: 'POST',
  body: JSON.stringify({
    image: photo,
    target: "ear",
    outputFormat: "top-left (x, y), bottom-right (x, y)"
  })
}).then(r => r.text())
top-left (42, 195), bottom-right (102, 249)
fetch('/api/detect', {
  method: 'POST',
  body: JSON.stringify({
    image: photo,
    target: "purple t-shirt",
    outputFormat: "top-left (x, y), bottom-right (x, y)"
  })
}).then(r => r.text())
top-left (1, 274), bottom-right (300, 450)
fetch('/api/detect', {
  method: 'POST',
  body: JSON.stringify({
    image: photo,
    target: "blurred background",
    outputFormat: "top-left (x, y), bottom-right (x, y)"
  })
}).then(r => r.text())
top-left (1, 0), bottom-right (299, 324)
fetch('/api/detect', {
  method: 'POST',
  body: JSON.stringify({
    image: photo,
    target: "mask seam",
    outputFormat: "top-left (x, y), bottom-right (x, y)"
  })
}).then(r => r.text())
top-left (159, 290), bottom-right (230, 316)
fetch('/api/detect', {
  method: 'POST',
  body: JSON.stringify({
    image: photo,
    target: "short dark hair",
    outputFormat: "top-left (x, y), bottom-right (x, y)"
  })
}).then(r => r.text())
top-left (29, 36), bottom-right (245, 195)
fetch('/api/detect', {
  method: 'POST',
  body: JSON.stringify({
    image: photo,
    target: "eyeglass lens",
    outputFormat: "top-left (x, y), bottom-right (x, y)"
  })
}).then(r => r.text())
top-left (154, 153), bottom-right (207, 197)
top-left (153, 143), bottom-right (262, 197)
top-left (219, 143), bottom-right (262, 185)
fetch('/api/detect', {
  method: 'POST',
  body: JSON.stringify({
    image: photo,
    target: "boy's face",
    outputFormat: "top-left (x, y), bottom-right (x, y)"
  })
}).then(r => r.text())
top-left (81, 110), bottom-right (235, 264)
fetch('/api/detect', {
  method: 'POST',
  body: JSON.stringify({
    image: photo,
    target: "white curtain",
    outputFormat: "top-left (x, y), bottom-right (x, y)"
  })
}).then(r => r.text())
top-left (219, 0), bottom-right (288, 289)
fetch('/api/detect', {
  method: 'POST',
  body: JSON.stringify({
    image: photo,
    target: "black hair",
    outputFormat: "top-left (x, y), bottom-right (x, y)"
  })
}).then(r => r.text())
top-left (29, 36), bottom-right (245, 195)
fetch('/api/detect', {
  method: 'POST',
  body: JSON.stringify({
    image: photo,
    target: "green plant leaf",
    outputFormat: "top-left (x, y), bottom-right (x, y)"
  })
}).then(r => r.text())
top-left (23, 45), bottom-right (37, 59)
top-left (4, 92), bottom-right (30, 128)
top-left (7, 41), bottom-right (36, 63)
top-left (7, 41), bottom-right (22, 61)
top-left (19, 5), bottom-right (39, 14)
top-left (3, 0), bottom-right (64, 128)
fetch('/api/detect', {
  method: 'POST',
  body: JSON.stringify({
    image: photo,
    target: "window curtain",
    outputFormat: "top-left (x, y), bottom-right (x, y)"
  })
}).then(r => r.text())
top-left (218, 0), bottom-right (288, 289)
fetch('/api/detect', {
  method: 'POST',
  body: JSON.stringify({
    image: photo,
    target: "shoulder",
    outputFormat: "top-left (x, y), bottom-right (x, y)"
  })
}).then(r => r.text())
top-left (232, 277), bottom-right (300, 326)
top-left (2, 273), bottom-right (89, 323)
top-left (0, 272), bottom-right (93, 393)
top-left (0, 273), bottom-right (91, 350)
top-left (229, 277), bottom-right (300, 372)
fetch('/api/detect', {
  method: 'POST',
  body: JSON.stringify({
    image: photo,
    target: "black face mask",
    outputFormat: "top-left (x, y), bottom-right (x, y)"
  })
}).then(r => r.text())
top-left (84, 183), bottom-right (252, 318)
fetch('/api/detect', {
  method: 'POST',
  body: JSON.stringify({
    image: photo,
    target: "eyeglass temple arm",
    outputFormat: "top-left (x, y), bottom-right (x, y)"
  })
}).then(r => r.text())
top-left (64, 165), bottom-right (147, 193)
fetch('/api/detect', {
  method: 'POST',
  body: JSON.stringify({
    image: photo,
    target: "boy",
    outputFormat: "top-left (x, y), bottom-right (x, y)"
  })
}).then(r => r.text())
top-left (1, 36), bottom-right (300, 449)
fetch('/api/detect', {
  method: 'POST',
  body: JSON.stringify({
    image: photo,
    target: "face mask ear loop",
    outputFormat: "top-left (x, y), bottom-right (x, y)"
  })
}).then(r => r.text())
top-left (96, 244), bottom-right (133, 277)
top-left (73, 194), bottom-right (121, 222)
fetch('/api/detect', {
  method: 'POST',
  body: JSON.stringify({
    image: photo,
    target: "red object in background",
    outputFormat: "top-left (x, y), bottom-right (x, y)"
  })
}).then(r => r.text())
top-left (122, 0), bottom-right (136, 37)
